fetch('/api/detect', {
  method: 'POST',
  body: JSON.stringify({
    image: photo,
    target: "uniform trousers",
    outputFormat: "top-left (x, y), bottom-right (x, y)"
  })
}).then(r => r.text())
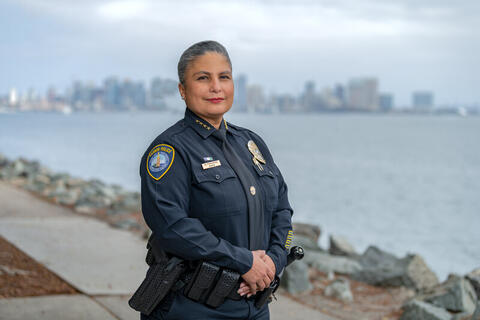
top-left (140, 291), bottom-right (270, 320)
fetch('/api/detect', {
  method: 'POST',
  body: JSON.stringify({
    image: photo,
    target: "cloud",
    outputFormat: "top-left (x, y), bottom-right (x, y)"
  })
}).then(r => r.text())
top-left (2, 0), bottom-right (479, 104)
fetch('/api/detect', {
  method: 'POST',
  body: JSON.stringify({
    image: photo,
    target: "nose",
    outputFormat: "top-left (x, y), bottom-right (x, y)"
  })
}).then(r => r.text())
top-left (209, 78), bottom-right (221, 93)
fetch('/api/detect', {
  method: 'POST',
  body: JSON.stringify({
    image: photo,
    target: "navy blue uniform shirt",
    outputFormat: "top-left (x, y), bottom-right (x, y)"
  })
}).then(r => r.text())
top-left (140, 108), bottom-right (293, 276)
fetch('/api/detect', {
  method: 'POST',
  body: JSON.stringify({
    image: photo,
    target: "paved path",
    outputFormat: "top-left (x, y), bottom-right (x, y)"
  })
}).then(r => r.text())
top-left (0, 182), bottom-right (335, 319)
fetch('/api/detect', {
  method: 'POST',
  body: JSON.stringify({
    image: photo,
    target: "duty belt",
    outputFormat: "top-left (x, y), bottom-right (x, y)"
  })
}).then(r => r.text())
top-left (128, 240), bottom-right (244, 315)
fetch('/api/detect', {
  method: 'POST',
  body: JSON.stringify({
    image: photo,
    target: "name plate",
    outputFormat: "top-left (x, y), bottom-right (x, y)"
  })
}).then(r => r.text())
top-left (202, 160), bottom-right (221, 170)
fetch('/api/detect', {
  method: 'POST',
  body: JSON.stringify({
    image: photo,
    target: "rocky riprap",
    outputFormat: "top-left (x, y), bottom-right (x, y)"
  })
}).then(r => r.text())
top-left (281, 221), bottom-right (480, 320)
top-left (2, 154), bottom-right (479, 319)
top-left (0, 155), bottom-right (145, 234)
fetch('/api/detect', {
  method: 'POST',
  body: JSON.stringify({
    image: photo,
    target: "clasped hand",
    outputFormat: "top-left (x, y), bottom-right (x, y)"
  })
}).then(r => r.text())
top-left (238, 250), bottom-right (276, 297)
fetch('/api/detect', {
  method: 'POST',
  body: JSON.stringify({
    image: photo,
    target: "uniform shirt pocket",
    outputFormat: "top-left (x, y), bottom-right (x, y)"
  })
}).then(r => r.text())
top-left (253, 164), bottom-right (279, 212)
top-left (191, 166), bottom-right (244, 217)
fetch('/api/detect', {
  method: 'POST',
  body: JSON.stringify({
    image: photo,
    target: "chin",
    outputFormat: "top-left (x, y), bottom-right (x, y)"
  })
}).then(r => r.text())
top-left (206, 103), bottom-right (232, 116)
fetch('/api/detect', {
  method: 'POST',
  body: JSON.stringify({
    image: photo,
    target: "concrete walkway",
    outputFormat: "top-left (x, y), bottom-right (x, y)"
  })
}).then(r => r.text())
top-left (0, 182), bottom-right (335, 319)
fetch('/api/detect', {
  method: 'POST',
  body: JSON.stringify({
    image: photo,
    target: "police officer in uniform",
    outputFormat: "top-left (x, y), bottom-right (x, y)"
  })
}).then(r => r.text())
top-left (139, 40), bottom-right (293, 319)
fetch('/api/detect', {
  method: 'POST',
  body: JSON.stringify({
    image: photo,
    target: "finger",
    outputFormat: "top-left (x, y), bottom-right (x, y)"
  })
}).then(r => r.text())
top-left (257, 280), bottom-right (266, 292)
top-left (253, 250), bottom-right (265, 257)
top-left (266, 266), bottom-right (275, 282)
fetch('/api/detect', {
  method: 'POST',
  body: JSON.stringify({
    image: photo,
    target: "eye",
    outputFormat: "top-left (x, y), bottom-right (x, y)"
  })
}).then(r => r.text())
top-left (197, 76), bottom-right (208, 80)
top-left (220, 75), bottom-right (231, 80)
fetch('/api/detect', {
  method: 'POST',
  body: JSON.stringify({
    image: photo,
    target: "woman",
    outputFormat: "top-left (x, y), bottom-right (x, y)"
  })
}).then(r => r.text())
top-left (139, 40), bottom-right (293, 319)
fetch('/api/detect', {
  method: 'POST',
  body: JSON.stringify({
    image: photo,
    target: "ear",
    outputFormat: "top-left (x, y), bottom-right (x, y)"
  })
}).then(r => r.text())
top-left (178, 83), bottom-right (185, 100)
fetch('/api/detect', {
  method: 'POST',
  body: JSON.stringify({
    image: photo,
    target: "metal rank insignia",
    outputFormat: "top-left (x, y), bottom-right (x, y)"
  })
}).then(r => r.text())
top-left (247, 140), bottom-right (266, 171)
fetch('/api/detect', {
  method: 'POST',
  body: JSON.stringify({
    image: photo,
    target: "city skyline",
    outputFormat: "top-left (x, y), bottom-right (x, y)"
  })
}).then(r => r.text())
top-left (5, 73), bottom-right (472, 115)
top-left (1, 1), bottom-right (479, 106)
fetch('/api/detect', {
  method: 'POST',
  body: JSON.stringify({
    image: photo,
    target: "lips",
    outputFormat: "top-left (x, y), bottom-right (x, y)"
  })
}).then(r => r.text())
top-left (206, 98), bottom-right (224, 103)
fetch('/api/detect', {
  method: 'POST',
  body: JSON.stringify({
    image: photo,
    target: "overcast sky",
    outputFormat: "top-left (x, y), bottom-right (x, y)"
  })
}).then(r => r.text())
top-left (1, 0), bottom-right (479, 106)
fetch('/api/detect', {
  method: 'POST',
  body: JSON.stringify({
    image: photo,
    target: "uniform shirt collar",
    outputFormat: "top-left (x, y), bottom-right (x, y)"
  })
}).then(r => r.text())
top-left (184, 108), bottom-right (229, 140)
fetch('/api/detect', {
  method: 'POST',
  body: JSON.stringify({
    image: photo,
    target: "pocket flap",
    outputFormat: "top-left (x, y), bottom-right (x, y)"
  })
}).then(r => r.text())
top-left (194, 166), bottom-right (236, 183)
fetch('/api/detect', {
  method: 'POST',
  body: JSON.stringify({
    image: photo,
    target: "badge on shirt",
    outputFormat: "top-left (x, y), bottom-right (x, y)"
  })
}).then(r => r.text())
top-left (247, 140), bottom-right (266, 171)
top-left (146, 144), bottom-right (175, 180)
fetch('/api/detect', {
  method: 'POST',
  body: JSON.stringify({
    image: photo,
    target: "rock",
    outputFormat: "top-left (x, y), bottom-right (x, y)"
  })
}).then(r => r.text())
top-left (292, 223), bottom-right (321, 243)
top-left (291, 234), bottom-right (321, 251)
top-left (329, 235), bottom-right (357, 256)
top-left (111, 218), bottom-right (141, 230)
top-left (11, 159), bottom-right (27, 177)
top-left (107, 192), bottom-right (141, 215)
top-left (400, 300), bottom-right (452, 320)
top-left (55, 190), bottom-right (80, 206)
top-left (65, 178), bottom-right (86, 189)
top-left (466, 268), bottom-right (480, 298)
top-left (353, 246), bottom-right (438, 290)
top-left (50, 172), bottom-right (70, 182)
top-left (0, 153), bottom-right (9, 168)
top-left (304, 251), bottom-right (362, 275)
top-left (421, 274), bottom-right (477, 314)
top-left (281, 260), bottom-right (312, 294)
top-left (472, 301), bottom-right (480, 320)
top-left (324, 277), bottom-right (354, 302)
top-left (74, 205), bottom-right (97, 215)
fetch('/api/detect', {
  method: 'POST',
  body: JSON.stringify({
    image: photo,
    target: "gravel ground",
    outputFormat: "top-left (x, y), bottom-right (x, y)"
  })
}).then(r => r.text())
top-left (0, 235), bottom-right (78, 298)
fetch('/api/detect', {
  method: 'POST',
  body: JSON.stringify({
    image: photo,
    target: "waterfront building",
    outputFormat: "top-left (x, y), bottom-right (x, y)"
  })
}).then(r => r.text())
top-left (247, 84), bottom-right (266, 113)
top-left (149, 78), bottom-right (177, 110)
top-left (412, 91), bottom-right (434, 110)
top-left (379, 93), bottom-right (394, 111)
top-left (347, 77), bottom-right (379, 111)
top-left (233, 74), bottom-right (248, 112)
top-left (104, 77), bottom-right (121, 109)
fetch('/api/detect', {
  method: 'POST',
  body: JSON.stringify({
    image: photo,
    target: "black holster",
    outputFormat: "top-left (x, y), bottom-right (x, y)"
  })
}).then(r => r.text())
top-left (128, 238), bottom-right (186, 315)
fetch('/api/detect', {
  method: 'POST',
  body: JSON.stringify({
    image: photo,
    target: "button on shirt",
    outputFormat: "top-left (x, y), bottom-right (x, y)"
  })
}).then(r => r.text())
top-left (140, 108), bottom-right (293, 276)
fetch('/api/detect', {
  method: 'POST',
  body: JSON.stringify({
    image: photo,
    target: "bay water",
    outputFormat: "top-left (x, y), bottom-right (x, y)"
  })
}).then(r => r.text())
top-left (1, 111), bottom-right (479, 280)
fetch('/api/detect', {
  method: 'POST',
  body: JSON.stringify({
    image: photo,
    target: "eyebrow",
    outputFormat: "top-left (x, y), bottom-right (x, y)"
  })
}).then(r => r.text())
top-left (192, 70), bottom-right (232, 76)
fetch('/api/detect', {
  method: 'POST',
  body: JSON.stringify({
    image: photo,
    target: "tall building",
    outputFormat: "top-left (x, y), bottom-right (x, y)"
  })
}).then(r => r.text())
top-left (347, 78), bottom-right (379, 111)
top-left (301, 81), bottom-right (316, 112)
top-left (149, 78), bottom-right (178, 110)
top-left (233, 74), bottom-right (247, 112)
top-left (379, 93), bottom-right (394, 111)
top-left (104, 77), bottom-right (121, 109)
top-left (247, 84), bottom-right (266, 112)
top-left (412, 91), bottom-right (434, 110)
top-left (333, 84), bottom-right (346, 108)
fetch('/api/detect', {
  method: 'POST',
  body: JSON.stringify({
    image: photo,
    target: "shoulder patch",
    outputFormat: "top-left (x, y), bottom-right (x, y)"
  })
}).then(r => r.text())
top-left (146, 144), bottom-right (175, 180)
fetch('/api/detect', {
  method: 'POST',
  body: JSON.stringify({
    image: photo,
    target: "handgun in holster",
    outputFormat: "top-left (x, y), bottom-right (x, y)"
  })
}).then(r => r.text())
top-left (128, 235), bottom-right (187, 316)
top-left (254, 246), bottom-right (304, 309)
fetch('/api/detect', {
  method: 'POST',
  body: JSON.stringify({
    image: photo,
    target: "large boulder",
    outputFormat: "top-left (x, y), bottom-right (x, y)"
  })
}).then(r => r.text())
top-left (292, 223), bottom-right (321, 243)
top-left (472, 301), bottom-right (480, 320)
top-left (353, 246), bottom-right (438, 290)
top-left (329, 235), bottom-right (357, 257)
top-left (304, 251), bottom-right (362, 275)
top-left (466, 268), bottom-right (480, 298)
top-left (324, 277), bottom-right (353, 302)
top-left (421, 274), bottom-right (477, 315)
top-left (291, 234), bottom-right (322, 251)
top-left (0, 153), bottom-right (9, 168)
top-left (400, 300), bottom-right (452, 320)
top-left (281, 259), bottom-right (312, 294)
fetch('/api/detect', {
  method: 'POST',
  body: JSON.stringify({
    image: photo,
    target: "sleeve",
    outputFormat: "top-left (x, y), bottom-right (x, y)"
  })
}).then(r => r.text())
top-left (266, 163), bottom-right (294, 276)
top-left (140, 141), bottom-right (253, 274)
